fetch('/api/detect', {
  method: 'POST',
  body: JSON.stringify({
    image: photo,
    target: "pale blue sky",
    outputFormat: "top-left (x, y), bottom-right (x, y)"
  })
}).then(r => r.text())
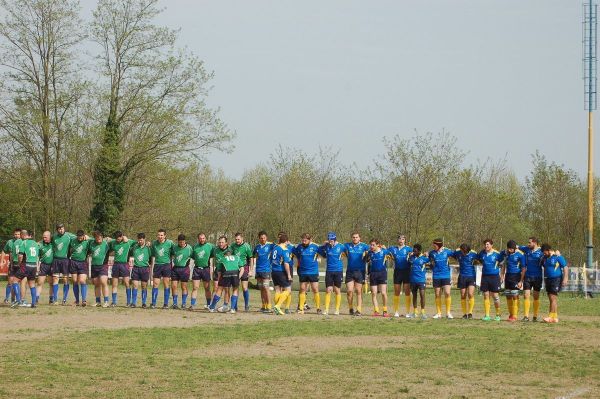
top-left (83, 0), bottom-right (595, 178)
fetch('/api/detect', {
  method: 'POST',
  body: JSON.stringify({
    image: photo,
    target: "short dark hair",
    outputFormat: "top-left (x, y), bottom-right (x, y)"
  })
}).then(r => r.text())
top-left (113, 231), bottom-right (123, 238)
top-left (158, 229), bottom-right (166, 234)
top-left (278, 233), bottom-right (288, 243)
top-left (234, 232), bottom-right (243, 238)
top-left (432, 238), bottom-right (443, 246)
top-left (483, 238), bottom-right (493, 245)
top-left (351, 231), bottom-right (360, 237)
top-left (76, 229), bottom-right (85, 237)
top-left (528, 236), bottom-right (538, 244)
top-left (14, 227), bottom-right (22, 233)
top-left (93, 230), bottom-right (102, 237)
top-left (137, 232), bottom-right (145, 239)
top-left (413, 243), bottom-right (422, 252)
top-left (459, 243), bottom-right (471, 252)
top-left (218, 235), bottom-right (228, 242)
top-left (541, 243), bottom-right (552, 252)
top-left (197, 232), bottom-right (206, 238)
top-left (369, 238), bottom-right (379, 245)
top-left (177, 234), bottom-right (186, 241)
top-left (258, 230), bottom-right (267, 238)
top-left (301, 233), bottom-right (312, 240)
top-left (507, 240), bottom-right (517, 249)
top-left (55, 223), bottom-right (64, 229)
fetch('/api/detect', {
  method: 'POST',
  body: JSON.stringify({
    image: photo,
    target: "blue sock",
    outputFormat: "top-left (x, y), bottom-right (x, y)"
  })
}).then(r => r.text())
top-left (80, 284), bottom-right (87, 302)
top-left (206, 297), bottom-right (211, 306)
top-left (173, 295), bottom-right (178, 306)
top-left (30, 287), bottom-right (37, 305)
top-left (13, 283), bottom-right (21, 303)
top-left (191, 297), bottom-right (197, 306)
top-left (103, 296), bottom-right (109, 303)
top-left (126, 288), bottom-right (131, 305)
top-left (231, 295), bottom-right (238, 311)
top-left (63, 283), bottom-right (70, 302)
top-left (243, 289), bottom-right (249, 308)
top-left (96, 296), bottom-right (101, 304)
top-left (182, 294), bottom-right (188, 306)
top-left (4, 284), bottom-right (10, 300)
top-left (52, 284), bottom-right (59, 301)
top-left (73, 283), bottom-right (80, 303)
top-left (151, 287), bottom-right (158, 305)
top-left (132, 288), bottom-right (138, 305)
top-left (209, 294), bottom-right (220, 310)
top-left (164, 288), bottom-right (170, 305)
top-left (112, 292), bottom-right (117, 304)
top-left (142, 289), bottom-right (148, 305)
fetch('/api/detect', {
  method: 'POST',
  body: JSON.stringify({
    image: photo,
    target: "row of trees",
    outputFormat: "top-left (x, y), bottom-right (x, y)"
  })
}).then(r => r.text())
top-left (0, 1), bottom-right (595, 265)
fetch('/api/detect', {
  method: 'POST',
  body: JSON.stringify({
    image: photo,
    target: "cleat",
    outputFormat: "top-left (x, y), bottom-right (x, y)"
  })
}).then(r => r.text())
top-left (244, 306), bottom-right (250, 312)
top-left (382, 311), bottom-right (389, 317)
top-left (217, 305), bottom-right (230, 313)
top-left (30, 303), bottom-right (36, 308)
top-left (81, 301), bottom-right (87, 307)
top-left (316, 309), bottom-right (323, 315)
top-left (446, 313), bottom-right (454, 319)
top-left (203, 304), bottom-right (210, 310)
top-left (507, 316), bottom-right (516, 322)
top-left (421, 313), bottom-right (428, 320)
top-left (462, 314), bottom-right (468, 319)
top-left (521, 316), bottom-right (530, 322)
top-left (273, 306), bottom-right (283, 315)
top-left (129, 303), bottom-right (136, 308)
top-left (187, 306), bottom-right (194, 311)
top-left (3, 298), bottom-right (8, 304)
top-left (150, 304), bottom-right (156, 309)
top-left (349, 309), bottom-right (355, 316)
top-left (10, 301), bottom-right (19, 308)
top-left (373, 311), bottom-right (381, 317)
top-left (432, 313), bottom-right (442, 319)
top-left (482, 315), bottom-right (491, 321)
top-left (53, 301), bottom-right (59, 306)
top-left (334, 310), bottom-right (340, 315)
top-left (229, 309), bottom-right (237, 314)
top-left (542, 316), bottom-right (552, 323)
top-left (394, 312), bottom-right (400, 318)
top-left (406, 313), bottom-right (414, 319)
top-left (62, 300), bottom-right (67, 306)
top-left (110, 303), bottom-right (117, 308)
top-left (304, 304), bottom-right (310, 310)
top-left (284, 309), bottom-right (291, 314)
top-left (208, 307), bottom-right (216, 313)
top-left (322, 310), bottom-right (328, 316)
top-left (297, 309), bottom-right (304, 315)
top-left (468, 313), bottom-right (473, 319)
top-left (142, 304), bottom-right (147, 308)
top-left (532, 316), bottom-right (538, 322)
top-left (494, 315), bottom-right (501, 321)
top-left (171, 304), bottom-right (179, 310)
top-left (162, 304), bottom-right (169, 309)
top-left (93, 302), bottom-right (101, 307)
top-left (354, 310), bottom-right (362, 316)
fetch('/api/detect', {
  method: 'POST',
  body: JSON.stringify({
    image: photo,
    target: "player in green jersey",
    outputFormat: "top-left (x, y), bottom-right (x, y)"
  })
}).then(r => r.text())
top-left (68, 230), bottom-right (93, 306)
top-left (150, 229), bottom-right (175, 309)
top-left (89, 231), bottom-right (111, 307)
top-left (52, 223), bottom-right (77, 305)
top-left (129, 233), bottom-right (152, 308)
top-left (109, 231), bottom-right (133, 306)
top-left (190, 233), bottom-right (214, 310)
top-left (16, 229), bottom-right (39, 308)
top-left (170, 234), bottom-right (193, 309)
top-left (2, 227), bottom-right (22, 304)
top-left (36, 231), bottom-right (55, 305)
top-left (212, 236), bottom-right (232, 312)
top-left (231, 232), bottom-right (253, 311)
top-left (208, 249), bottom-right (245, 313)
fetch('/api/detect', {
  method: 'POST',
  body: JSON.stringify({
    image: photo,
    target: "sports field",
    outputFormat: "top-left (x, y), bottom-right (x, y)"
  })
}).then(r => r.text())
top-left (1, 283), bottom-right (599, 399)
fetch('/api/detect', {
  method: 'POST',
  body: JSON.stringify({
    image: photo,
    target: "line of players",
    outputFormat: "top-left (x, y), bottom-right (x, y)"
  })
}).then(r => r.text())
top-left (1, 226), bottom-right (568, 322)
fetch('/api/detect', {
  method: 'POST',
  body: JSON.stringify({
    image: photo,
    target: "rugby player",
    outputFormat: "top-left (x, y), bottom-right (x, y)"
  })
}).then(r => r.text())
top-left (453, 243), bottom-right (478, 319)
top-left (51, 224), bottom-right (76, 305)
top-left (519, 237), bottom-right (543, 322)
top-left (388, 234), bottom-right (412, 317)
top-left (278, 231), bottom-right (295, 313)
top-left (407, 244), bottom-right (429, 319)
top-left (212, 236), bottom-right (232, 312)
top-left (540, 244), bottom-right (568, 323)
top-left (89, 231), bottom-right (110, 307)
top-left (15, 229), bottom-right (39, 308)
top-left (501, 240), bottom-right (526, 321)
top-left (171, 234), bottom-right (193, 309)
top-left (293, 233), bottom-right (322, 315)
top-left (190, 233), bottom-right (213, 310)
top-left (343, 232), bottom-right (369, 316)
top-left (109, 231), bottom-right (133, 307)
top-left (68, 230), bottom-right (92, 306)
top-left (208, 249), bottom-right (244, 313)
top-left (318, 232), bottom-right (345, 315)
top-left (428, 239), bottom-right (455, 319)
top-left (129, 233), bottom-right (152, 308)
top-left (271, 233), bottom-right (293, 316)
top-left (366, 239), bottom-right (390, 317)
top-left (150, 229), bottom-right (174, 309)
top-left (1, 228), bottom-right (22, 304)
top-left (253, 231), bottom-right (274, 313)
top-left (477, 239), bottom-right (504, 321)
top-left (36, 231), bottom-right (55, 304)
top-left (231, 232), bottom-right (253, 312)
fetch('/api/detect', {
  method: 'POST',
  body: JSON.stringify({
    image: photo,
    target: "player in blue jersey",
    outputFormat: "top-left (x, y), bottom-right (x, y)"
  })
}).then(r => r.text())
top-left (293, 233), bottom-right (322, 315)
top-left (343, 232), bottom-right (369, 316)
top-left (318, 232), bottom-right (345, 315)
top-left (477, 239), bottom-right (505, 321)
top-left (453, 243), bottom-right (478, 319)
top-left (407, 244), bottom-right (430, 319)
top-left (388, 234), bottom-right (412, 317)
top-left (519, 237), bottom-right (543, 321)
top-left (271, 233), bottom-right (293, 315)
top-left (366, 239), bottom-right (391, 317)
top-left (428, 239), bottom-right (455, 319)
top-left (278, 231), bottom-right (295, 313)
top-left (253, 231), bottom-right (274, 313)
top-left (501, 240), bottom-right (526, 321)
top-left (540, 244), bottom-right (568, 323)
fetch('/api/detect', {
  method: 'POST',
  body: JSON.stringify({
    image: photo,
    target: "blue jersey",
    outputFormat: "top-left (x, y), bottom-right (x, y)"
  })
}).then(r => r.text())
top-left (428, 247), bottom-right (454, 279)
top-left (293, 243), bottom-right (320, 275)
top-left (344, 242), bottom-right (370, 272)
top-left (519, 246), bottom-right (543, 278)
top-left (270, 244), bottom-right (291, 273)
top-left (286, 243), bottom-right (296, 269)
top-left (367, 248), bottom-right (390, 273)
top-left (318, 243), bottom-right (345, 272)
top-left (542, 255), bottom-right (567, 279)
top-left (502, 249), bottom-right (526, 275)
top-left (253, 242), bottom-right (274, 273)
top-left (478, 250), bottom-right (504, 276)
top-left (408, 254), bottom-right (429, 284)
top-left (453, 249), bottom-right (478, 278)
top-left (388, 245), bottom-right (413, 270)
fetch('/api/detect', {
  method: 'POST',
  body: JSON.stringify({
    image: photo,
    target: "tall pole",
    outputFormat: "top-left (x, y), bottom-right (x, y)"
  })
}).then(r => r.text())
top-left (588, 110), bottom-right (594, 269)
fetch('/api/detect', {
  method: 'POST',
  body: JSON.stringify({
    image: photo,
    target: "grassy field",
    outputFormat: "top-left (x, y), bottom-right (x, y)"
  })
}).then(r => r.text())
top-left (1, 281), bottom-right (599, 399)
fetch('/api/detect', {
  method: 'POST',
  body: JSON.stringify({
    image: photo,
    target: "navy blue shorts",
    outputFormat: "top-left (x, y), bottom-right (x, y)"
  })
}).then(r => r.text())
top-left (545, 277), bottom-right (562, 295)
top-left (53, 258), bottom-right (70, 276)
top-left (255, 272), bottom-right (271, 280)
top-left (480, 274), bottom-right (501, 293)
top-left (240, 264), bottom-right (250, 281)
top-left (299, 274), bottom-right (319, 283)
top-left (111, 263), bottom-right (130, 278)
top-left (325, 271), bottom-right (343, 288)
top-left (192, 267), bottom-right (211, 281)
top-left (38, 262), bottom-right (53, 277)
top-left (171, 267), bottom-right (190, 282)
top-left (15, 264), bottom-right (37, 281)
top-left (369, 270), bottom-right (387, 286)
top-left (523, 276), bottom-right (543, 292)
top-left (457, 275), bottom-right (476, 289)
top-left (432, 278), bottom-right (451, 288)
top-left (91, 265), bottom-right (109, 279)
top-left (8, 263), bottom-right (18, 277)
top-left (272, 271), bottom-right (291, 288)
top-left (393, 268), bottom-right (410, 285)
top-left (219, 275), bottom-right (240, 288)
top-left (410, 282), bottom-right (425, 294)
top-left (345, 270), bottom-right (365, 284)
top-left (152, 263), bottom-right (171, 279)
top-left (504, 273), bottom-right (521, 290)
top-left (69, 260), bottom-right (87, 275)
top-left (131, 267), bottom-right (150, 282)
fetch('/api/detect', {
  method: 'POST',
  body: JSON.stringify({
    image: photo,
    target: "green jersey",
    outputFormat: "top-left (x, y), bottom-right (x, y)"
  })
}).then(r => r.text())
top-left (3, 238), bottom-right (22, 263)
top-left (69, 238), bottom-right (92, 262)
top-left (52, 232), bottom-right (75, 259)
top-left (217, 253), bottom-right (245, 275)
top-left (129, 244), bottom-right (151, 267)
top-left (172, 244), bottom-right (193, 267)
top-left (192, 242), bottom-right (214, 268)
top-left (231, 242), bottom-right (253, 265)
top-left (19, 239), bottom-right (40, 264)
top-left (211, 245), bottom-right (230, 269)
top-left (89, 240), bottom-right (110, 267)
top-left (39, 241), bottom-right (54, 264)
top-left (110, 239), bottom-right (133, 264)
top-left (151, 239), bottom-right (174, 264)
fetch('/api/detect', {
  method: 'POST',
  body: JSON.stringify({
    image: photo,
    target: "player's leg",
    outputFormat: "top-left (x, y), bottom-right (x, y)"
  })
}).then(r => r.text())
top-left (310, 280), bottom-right (321, 314)
top-left (324, 285), bottom-right (333, 315)
top-left (379, 283), bottom-right (388, 316)
top-left (333, 283), bottom-right (342, 315)
top-left (140, 278), bottom-right (148, 307)
top-left (123, 273), bottom-right (131, 307)
top-left (71, 271), bottom-right (80, 306)
top-left (27, 273), bottom-right (37, 308)
top-left (181, 274), bottom-right (189, 309)
top-left (371, 283), bottom-right (380, 316)
top-left (522, 283), bottom-right (531, 321)
top-left (433, 286), bottom-right (442, 318)
top-left (111, 275), bottom-right (120, 306)
top-left (92, 275), bottom-right (101, 306)
top-left (346, 279), bottom-right (355, 314)
top-left (229, 280), bottom-right (240, 314)
top-left (419, 286), bottom-right (426, 318)
top-left (100, 273), bottom-right (109, 307)
top-left (460, 286), bottom-right (468, 318)
top-left (532, 284), bottom-right (541, 321)
top-left (170, 278), bottom-right (179, 309)
top-left (36, 274), bottom-right (46, 305)
top-left (297, 281), bottom-right (307, 314)
top-left (78, 273), bottom-right (88, 307)
top-left (492, 292), bottom-right (501, 320)
top-left (190, 272), bottom-right (200, 310)
top-left (393, 269), bottom-right (401, 317)
top-left (209, 281), bottom-right (225, 312)
top-left (131, 278), bottom-right (139, 307)
top-left (162, 273), bottom-right (171, 309)
top-left (467, 284), bottom-right (475, 318)
top-left (355, 279), bottom-right (363, 316)
top-left (402, 281), bottom-right (411, 318)
top-left (482, 291), bottom-right (491, 320)
top-left (443, 284), bottom-right (452, 318)
top-left (151, 267), bottom-right (161, 308)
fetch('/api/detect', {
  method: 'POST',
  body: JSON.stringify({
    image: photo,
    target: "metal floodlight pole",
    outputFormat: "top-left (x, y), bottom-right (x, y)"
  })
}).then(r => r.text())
top-left (584, 2), bottom-right (597, 270)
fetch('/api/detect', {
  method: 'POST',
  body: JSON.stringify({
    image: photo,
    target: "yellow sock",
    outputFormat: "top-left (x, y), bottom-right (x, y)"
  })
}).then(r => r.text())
top-left (507, 298), bottom-right (513, 317)
top-left (374, 305), bottom-right (380, 313)
top-left (513, 298), bottom-right (519, 318)
top-left (314, 292), bottom-right (321, 310)
top-left (275, 291), bottom-right (289, 307)
top-left (335, 293), bottom-right (341, 312)
top-left (435, 297), bottom-right (442, 314)
top-left (285, 292), bottom-right (292, 309)
top-left (324, 292), bottom-right (331, 312)
top-left (445, 297), bottom-right (451, 314)
top-left (382, 306), bottom-right (387, 312)
top-left (299, 292), bottom-right (306, 311)
top-left (413, 306), bottom-right (419, 315)
top-left (266, 302), bottom-right (272, 310)
top-left (274, 293), bottom-right (281, 305)
top-left (405, 295), bottom-right (411, 314)
top-left (484, 298), bottom-right (490, 316)
top-left (461, 298), bottom-right (467, 314)
top-left (468, 297), bottom-right (475, 314)
top-left (533, 299), bottom-right (540, 317)
top-left (524, 298), bottom-right (531, 317)
top-left (393, 295), bottom-right (400, 313)
top-left (357, 303), bottom-right (362, 313)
